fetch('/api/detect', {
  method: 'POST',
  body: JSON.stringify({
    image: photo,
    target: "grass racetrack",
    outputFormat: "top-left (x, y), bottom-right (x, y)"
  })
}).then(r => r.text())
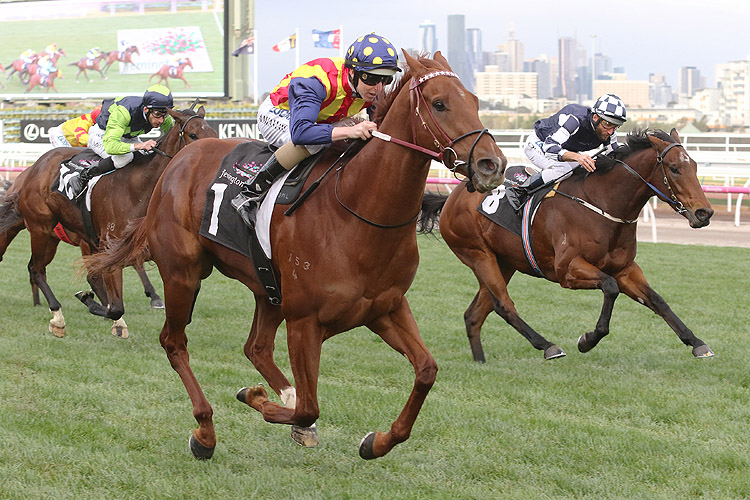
top-left (1, 230), bottom-right (749, 499)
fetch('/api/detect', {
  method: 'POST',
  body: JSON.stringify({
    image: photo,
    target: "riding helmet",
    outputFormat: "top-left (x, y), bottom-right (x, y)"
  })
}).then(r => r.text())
top-left (592, 94), bottom-right (627, 125)
top-left (345, 33), bottom-right (401, 76)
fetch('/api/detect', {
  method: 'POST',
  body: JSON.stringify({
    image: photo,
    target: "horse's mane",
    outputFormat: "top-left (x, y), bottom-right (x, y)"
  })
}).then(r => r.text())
top-left (371, 56), bottom-right (446, 126)
top-left (595, 128), bottom-right (675, 172)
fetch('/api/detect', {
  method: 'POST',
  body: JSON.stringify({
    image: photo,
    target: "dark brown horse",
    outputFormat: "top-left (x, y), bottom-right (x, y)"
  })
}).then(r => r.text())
top-left (0, 102), bottom-right (215, 337)
top-left (419, 128), bottom-right (715, 362)
top-left (86, 51), bottom-right (505, 459)
top-left (103, 46), bottom-right (139, 73)
top-left (149, 58), bottom-right (192, 88)
top-left (69, 53), bottom-right (107, 82)
top-left (0, 169), bottom-right (163, 310)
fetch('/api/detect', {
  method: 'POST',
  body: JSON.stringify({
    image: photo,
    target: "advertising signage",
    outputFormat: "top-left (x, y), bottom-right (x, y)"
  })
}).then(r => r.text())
top-left (0, 0), bottom-right (227, 101)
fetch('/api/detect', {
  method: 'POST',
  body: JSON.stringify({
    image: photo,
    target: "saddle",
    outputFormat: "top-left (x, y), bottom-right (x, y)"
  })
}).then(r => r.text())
top-left (198, 141), bottom-right (326, 305)
top-left (52, 149), bottom-right (104, 246)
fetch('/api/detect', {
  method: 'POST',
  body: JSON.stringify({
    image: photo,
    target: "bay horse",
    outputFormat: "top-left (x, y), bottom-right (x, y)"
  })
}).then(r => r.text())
top-left (25, 69), bottom-right (61, 93)
top-left (0, 169), bottom-right (163, 310)
top-left (86, 51), bottom-right (505, 459)
top-left (69, 54), bottom-right (107, 82)
top-left (419, 128), bottom-right (715, 362)
top-left (0, 102), bottom-right (216, 338)
top-left (7, 49), bottom-right (65, 84)
top-left (149, 58), bottom-right (192, 88)
top-left (103, 46), bottom-right (139, 73)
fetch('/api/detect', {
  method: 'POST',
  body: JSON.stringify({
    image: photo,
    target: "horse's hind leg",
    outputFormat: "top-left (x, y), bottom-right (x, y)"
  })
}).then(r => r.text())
top-left (465, 253), bottom-right (563, 360)
top-left (134, 265), bottom-right (164, 308)
top-left (242, 298), bottom-right (291, 398)
top-left (359, 298), bottom-right (437, 459)
top-left (615, 262), bottom-right (713, 358)
top-left (464, 287), bottom-right (493, 362)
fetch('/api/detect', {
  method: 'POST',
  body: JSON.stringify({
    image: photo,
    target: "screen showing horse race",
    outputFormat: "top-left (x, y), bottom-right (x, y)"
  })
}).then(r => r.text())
top-left (0, 0), bottom-right (227, 100)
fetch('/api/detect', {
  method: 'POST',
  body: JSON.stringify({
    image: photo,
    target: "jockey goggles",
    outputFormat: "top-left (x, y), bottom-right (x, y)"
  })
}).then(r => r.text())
top-left (359, 71), bottom-right (394, 86)
top-left (148, 108), bottom-right (168, 118)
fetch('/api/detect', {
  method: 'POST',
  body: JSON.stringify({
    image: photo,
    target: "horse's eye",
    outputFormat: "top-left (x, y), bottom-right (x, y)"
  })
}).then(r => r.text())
top-left (669, 165), bottom-right (679, 174)
top-left (189, 133), bottom-right (199, 140)
top-left (433, 100), bottom-right (446, 112)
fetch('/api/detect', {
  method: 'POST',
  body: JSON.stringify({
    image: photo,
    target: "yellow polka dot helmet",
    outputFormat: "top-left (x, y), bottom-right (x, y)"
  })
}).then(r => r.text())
top-left (345, 33), bottom-right (401, 76)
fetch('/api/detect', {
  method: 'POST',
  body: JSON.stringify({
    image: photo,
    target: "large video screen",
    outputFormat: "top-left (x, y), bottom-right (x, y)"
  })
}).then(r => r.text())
top-left (0, 0), bottom-right (227, 101)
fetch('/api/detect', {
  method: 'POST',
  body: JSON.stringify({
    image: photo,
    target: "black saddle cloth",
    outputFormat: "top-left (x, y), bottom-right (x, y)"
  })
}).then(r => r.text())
top-left (198, 141), bottom-right (323, 259)
top-left (477, 165), bottom-right (555, 236)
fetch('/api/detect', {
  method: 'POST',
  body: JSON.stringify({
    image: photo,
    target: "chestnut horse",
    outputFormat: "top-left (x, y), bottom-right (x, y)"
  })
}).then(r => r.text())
top-left (103, 46), bottom-right (139, 73)
top-left (0, 169), bottom-right (163, 310)
top-left (86, 52), bottom-right (505, 459)
top-left (25, 69), bottom-right (61, 93)
top-left (0, 102), bottom-right (215, 338)
top-left (69, 54), bottom-right (107, 82)
top-left (419, 129), bottom-right (715, 362)
top-left (149, 58), bottom-right (192, 88)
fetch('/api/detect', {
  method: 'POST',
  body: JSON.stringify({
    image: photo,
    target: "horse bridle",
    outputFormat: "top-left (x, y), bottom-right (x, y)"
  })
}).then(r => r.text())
top-left (549, 140), bottom-right (688, 224)
top-left (373, 70), bottom-right (495, 185)
top-left (612, 141), bottom-right (687, 215)
top-left (152, 99), bottom-right (203, 158)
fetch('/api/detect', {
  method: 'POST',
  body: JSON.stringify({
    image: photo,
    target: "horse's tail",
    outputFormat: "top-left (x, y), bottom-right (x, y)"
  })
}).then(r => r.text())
top-left (83, 217), bottom-right (151, 276)
top-left (0, 191), bottom-right (24, 235)
top-left (418, 191), bottom-right (449, 234)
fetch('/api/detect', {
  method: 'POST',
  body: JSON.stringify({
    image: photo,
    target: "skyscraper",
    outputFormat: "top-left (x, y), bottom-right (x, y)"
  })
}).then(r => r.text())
top-left (557, 36), bottom-right (577, 100)
top-left (679, 66), bottom-right (703, 97)
top-left (465, 27), bottom-right (482, 92)
top-left (447, 14), bottom-right (470, 88)
top-left (418, 20), bottom-right (437, 55)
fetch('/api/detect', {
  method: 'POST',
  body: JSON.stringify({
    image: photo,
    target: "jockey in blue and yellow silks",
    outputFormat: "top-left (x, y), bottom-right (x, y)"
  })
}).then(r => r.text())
top-left (232, 33), bottom-right (401, 228)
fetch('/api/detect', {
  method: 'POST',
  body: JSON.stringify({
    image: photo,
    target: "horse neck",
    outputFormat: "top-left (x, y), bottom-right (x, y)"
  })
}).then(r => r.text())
top-left (337, 101), bottom-right (432, 228)
top-left (583, 148), bottom-right (659, 219)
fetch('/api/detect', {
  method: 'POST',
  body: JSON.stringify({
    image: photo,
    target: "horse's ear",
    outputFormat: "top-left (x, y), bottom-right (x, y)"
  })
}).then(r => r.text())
top-left (197, 105), bottom-right (206, 118)
top-left (432, 51), bottom-right (453, 72)
top-left (402, 49), bottom-right (428, 77)
top-left (670, 128), bottom-right (681, 143)
top-left (647, 132), bottom-right (666, 150)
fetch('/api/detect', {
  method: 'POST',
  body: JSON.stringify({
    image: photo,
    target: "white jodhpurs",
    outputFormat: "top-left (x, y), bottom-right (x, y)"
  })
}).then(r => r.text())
top-left (524, 132), bottom-right (579, 184)
top-left (86, 124), bottom-right (140, 168)
top-left (48, 125), bottom-right (72, 148)
top-left (256, 96), bottom-right (326, 155)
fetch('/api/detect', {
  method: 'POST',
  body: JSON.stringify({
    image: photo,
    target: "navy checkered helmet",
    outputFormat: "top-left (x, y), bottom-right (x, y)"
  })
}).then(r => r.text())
top-left (592, 93), bottom-right (627, 125)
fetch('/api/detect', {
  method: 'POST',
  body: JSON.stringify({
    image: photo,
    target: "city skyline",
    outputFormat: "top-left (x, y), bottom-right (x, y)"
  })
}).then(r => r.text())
top-left (253, 0), bottom-right (750, 96)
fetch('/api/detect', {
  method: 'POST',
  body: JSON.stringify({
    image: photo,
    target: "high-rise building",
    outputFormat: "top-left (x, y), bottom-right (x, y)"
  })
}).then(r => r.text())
top-left (679, 66), bottom-right (703, 97)
top-left (503, 29), bottom-right (524, 72)
top-left (524, 56), bottom-right (552, 99)
top-left (465, 27), bottom-right (482, 92)
top-left (447, 14), bottom-right (470, 88)
top-left (715, 57), bottom-right (750, 127)
top-left (557, 36), bottom-right (577, 100)
top-left (418, 20), bottom-right (437, 55)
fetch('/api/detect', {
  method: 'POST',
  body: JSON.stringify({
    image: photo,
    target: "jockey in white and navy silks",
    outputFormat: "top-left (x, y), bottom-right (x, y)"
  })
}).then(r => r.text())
top-left (505, 93), bottom-right (627, 211)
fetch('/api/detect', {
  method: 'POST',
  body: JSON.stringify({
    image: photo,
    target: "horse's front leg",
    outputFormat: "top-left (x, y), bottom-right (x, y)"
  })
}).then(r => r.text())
top-left (559, 256), bottom-right (619, 353)
top-left (360, 298), bottom-right (437, 460)
top-left (615, 262), bottom-right (714, 358)
top-left (27, 231), bottom-right (65, 336)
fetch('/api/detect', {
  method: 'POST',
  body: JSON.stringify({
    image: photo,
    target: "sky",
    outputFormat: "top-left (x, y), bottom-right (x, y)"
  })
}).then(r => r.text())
top-left (252, 0), bottom-right (750, 97)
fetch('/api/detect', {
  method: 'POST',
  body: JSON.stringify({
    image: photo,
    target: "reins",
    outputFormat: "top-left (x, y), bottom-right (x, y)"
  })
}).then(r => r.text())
top-left (151, 99), bottom-right (203, 159)
top-left (334, 69), bottom-right (493, 228)
top-left (548, 140), bottom-right (688, 224)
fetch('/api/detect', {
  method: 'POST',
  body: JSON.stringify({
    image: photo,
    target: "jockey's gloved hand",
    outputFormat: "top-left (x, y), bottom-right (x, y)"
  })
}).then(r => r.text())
top-left (137, 149), bottom-right (155, 156)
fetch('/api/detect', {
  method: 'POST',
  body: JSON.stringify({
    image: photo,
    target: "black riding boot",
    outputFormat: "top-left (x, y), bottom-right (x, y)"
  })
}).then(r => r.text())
top-left (230, 154), bottom-right (288, 228)
top-left (69, 156), bottom-right (116, 199)
top-left (505, 172), bottom-right (545, 212)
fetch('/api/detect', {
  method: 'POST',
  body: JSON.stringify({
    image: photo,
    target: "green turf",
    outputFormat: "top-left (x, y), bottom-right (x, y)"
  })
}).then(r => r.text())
top-left (1, 230), bottom-right (749, 500)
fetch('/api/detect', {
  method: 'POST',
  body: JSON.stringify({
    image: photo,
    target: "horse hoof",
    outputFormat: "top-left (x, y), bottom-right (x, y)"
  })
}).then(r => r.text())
top-left (358, 431), bottom-right (378, 460)
top-left (112, 326), bottom-right (129, 339)
top-left (291, 424), bottom-right (319, 447)
top-left (49, 324), bottom-right (65, 338)
top-left (544, 345), bottom-right (566, 360)
top-left (693, 345), bottom-right (715, 358)
top-left (150, 298), bottom-right (165, 309)
top-left (236, 387), bottom-right (249, 403)
top-left (577, 334), bottom-right (593, 353)
top-left (188, 433), bottom-right (215, 460)
top-left (74, 290), bottom-right (94, 303)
